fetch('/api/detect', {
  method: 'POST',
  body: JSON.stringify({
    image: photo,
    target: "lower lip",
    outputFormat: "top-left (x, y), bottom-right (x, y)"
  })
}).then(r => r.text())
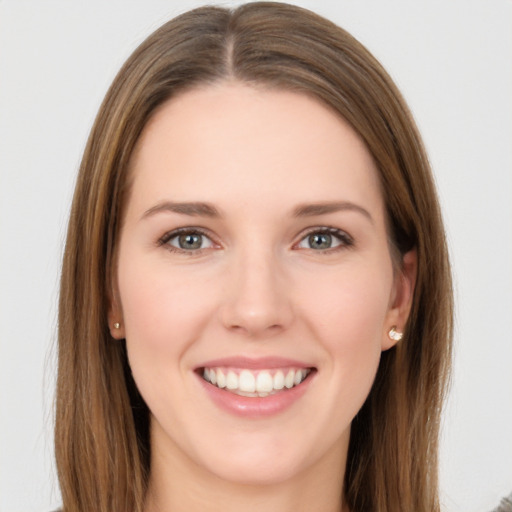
top-left (197, 371), bottom-right (315, 418)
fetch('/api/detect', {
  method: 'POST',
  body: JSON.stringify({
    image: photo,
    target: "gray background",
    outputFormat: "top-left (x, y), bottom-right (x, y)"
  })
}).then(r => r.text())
top-left (1, 1), bottom-right (511, 511)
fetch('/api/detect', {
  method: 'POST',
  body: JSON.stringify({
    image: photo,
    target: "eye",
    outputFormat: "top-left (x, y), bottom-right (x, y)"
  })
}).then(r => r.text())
top-left (160, 229), bottom-right (215, 252)
top-left (296, 228), bottom-right (353, 251)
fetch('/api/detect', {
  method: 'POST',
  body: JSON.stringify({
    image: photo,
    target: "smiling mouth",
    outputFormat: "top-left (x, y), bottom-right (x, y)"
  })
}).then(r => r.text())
top-left (200, 367), bottom-right (314, 397)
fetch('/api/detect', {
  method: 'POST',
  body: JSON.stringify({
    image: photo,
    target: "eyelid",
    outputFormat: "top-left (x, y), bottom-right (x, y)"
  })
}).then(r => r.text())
top-left (157, 225), bottom-right (353, 254)
top-left (158, 226), bottom-right (220, 253)
top-left (294, 226), bottom-right (354, 251)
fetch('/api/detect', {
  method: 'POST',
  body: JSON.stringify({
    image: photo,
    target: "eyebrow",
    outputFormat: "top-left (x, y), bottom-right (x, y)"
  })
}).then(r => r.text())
top-left (292, 201), bottom-right (373, 223)
top-left (141, 201), bottom-right (220, 219)
top-left (141, 200), bottom-right (372, 223)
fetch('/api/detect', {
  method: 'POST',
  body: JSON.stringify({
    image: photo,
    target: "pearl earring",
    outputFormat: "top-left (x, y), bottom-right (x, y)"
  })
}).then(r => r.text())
top-left (113, 322), bottom-right (121, 329)
top-left (388, 326), bottom-right (403, 341)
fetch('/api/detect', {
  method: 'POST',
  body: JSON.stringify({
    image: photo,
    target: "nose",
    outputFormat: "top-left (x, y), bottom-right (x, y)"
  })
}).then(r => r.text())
top-left (219, 248), bottom-right (294, 338)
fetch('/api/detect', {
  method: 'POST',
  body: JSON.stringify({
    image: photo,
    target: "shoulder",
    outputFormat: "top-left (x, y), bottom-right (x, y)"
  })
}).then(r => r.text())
top-left (490, 492), bottom-right (512, 512)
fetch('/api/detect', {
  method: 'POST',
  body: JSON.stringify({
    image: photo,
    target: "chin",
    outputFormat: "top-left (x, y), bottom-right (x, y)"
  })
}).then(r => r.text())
top-left (187, 425), bottom-right (332, 487)
top-left (202, 452), bottom-right (305, 486)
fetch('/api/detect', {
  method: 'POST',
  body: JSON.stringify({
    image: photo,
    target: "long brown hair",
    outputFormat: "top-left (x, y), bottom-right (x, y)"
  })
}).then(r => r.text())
top-left (56, 3), bottom-right (453, 511)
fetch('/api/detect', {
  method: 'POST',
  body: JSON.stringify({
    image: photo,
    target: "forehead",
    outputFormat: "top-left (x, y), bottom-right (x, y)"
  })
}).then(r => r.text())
top-left (128, 82), bottom-right (383, 214)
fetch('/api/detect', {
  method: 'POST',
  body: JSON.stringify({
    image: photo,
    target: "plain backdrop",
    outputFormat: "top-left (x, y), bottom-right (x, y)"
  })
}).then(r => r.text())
top-left (0, 1), bottom-right (511, 511)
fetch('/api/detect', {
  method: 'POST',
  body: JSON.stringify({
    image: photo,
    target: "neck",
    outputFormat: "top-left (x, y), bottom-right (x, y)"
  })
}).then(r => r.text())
top-left (144, 430), bottom-right (349, 512)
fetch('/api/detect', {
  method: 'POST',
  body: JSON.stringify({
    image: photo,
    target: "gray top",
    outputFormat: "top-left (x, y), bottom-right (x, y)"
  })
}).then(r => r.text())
top-left (490, 492), bottom-right (512, 512)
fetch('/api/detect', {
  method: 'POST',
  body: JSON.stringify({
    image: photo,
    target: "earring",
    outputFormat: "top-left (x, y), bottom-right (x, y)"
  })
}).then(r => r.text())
top-left (113, 322), bottom-right (121, 329)
top-left (388, 326), bottom-right (403, 342)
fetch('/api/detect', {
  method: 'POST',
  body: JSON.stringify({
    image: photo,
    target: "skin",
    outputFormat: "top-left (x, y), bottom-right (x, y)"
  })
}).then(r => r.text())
top-left (109, 82), bottom-right (416, 512)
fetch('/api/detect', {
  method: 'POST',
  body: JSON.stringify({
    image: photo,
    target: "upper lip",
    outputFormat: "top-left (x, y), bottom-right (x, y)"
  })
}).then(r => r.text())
top-left (196, 356), bottom-right (315, 370)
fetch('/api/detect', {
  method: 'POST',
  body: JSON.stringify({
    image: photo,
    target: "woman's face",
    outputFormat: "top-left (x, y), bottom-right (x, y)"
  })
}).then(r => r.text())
top-left (111, 83), bottom-right (414, 486)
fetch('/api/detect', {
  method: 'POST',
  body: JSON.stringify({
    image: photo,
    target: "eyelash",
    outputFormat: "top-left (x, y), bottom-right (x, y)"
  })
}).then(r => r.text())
top-left (158, 227), bottom-right (216, 255)
top-left (296, 227), bottom-right (354, 253)
top-left (157, 226), bottom-right (354, 255)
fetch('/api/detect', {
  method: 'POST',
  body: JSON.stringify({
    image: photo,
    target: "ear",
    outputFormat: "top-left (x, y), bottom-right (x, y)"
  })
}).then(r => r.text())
top-left (107, 280), bottom-right (125, 340)
top-left (382, 249), bottom-right (417, 351)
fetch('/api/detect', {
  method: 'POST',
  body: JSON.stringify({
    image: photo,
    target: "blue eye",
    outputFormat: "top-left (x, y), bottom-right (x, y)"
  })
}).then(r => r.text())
top-left (161, 230), bottom-right (214, 252)
top-left (297, 228), bottom-right (352, 251)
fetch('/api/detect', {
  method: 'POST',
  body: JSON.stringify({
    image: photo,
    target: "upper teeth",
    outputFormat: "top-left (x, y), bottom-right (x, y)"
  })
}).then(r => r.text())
top-left (202, 367), bottom-right (310, 396)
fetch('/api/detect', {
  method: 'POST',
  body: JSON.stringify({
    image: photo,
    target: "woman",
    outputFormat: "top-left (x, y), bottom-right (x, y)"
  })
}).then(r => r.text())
top-left (55, 3), bottom-right (452, 511)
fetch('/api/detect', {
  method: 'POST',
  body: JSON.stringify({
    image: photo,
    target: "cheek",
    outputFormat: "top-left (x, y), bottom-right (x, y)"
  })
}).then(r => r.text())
top-left (117, 255), bottom-right (218, 366)
top-left (298, 261), bottom-right (392, 390)
top-left (116, 256), bottom-right (223, 434)
top-left (301, 261), bottom-right (392, 341)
